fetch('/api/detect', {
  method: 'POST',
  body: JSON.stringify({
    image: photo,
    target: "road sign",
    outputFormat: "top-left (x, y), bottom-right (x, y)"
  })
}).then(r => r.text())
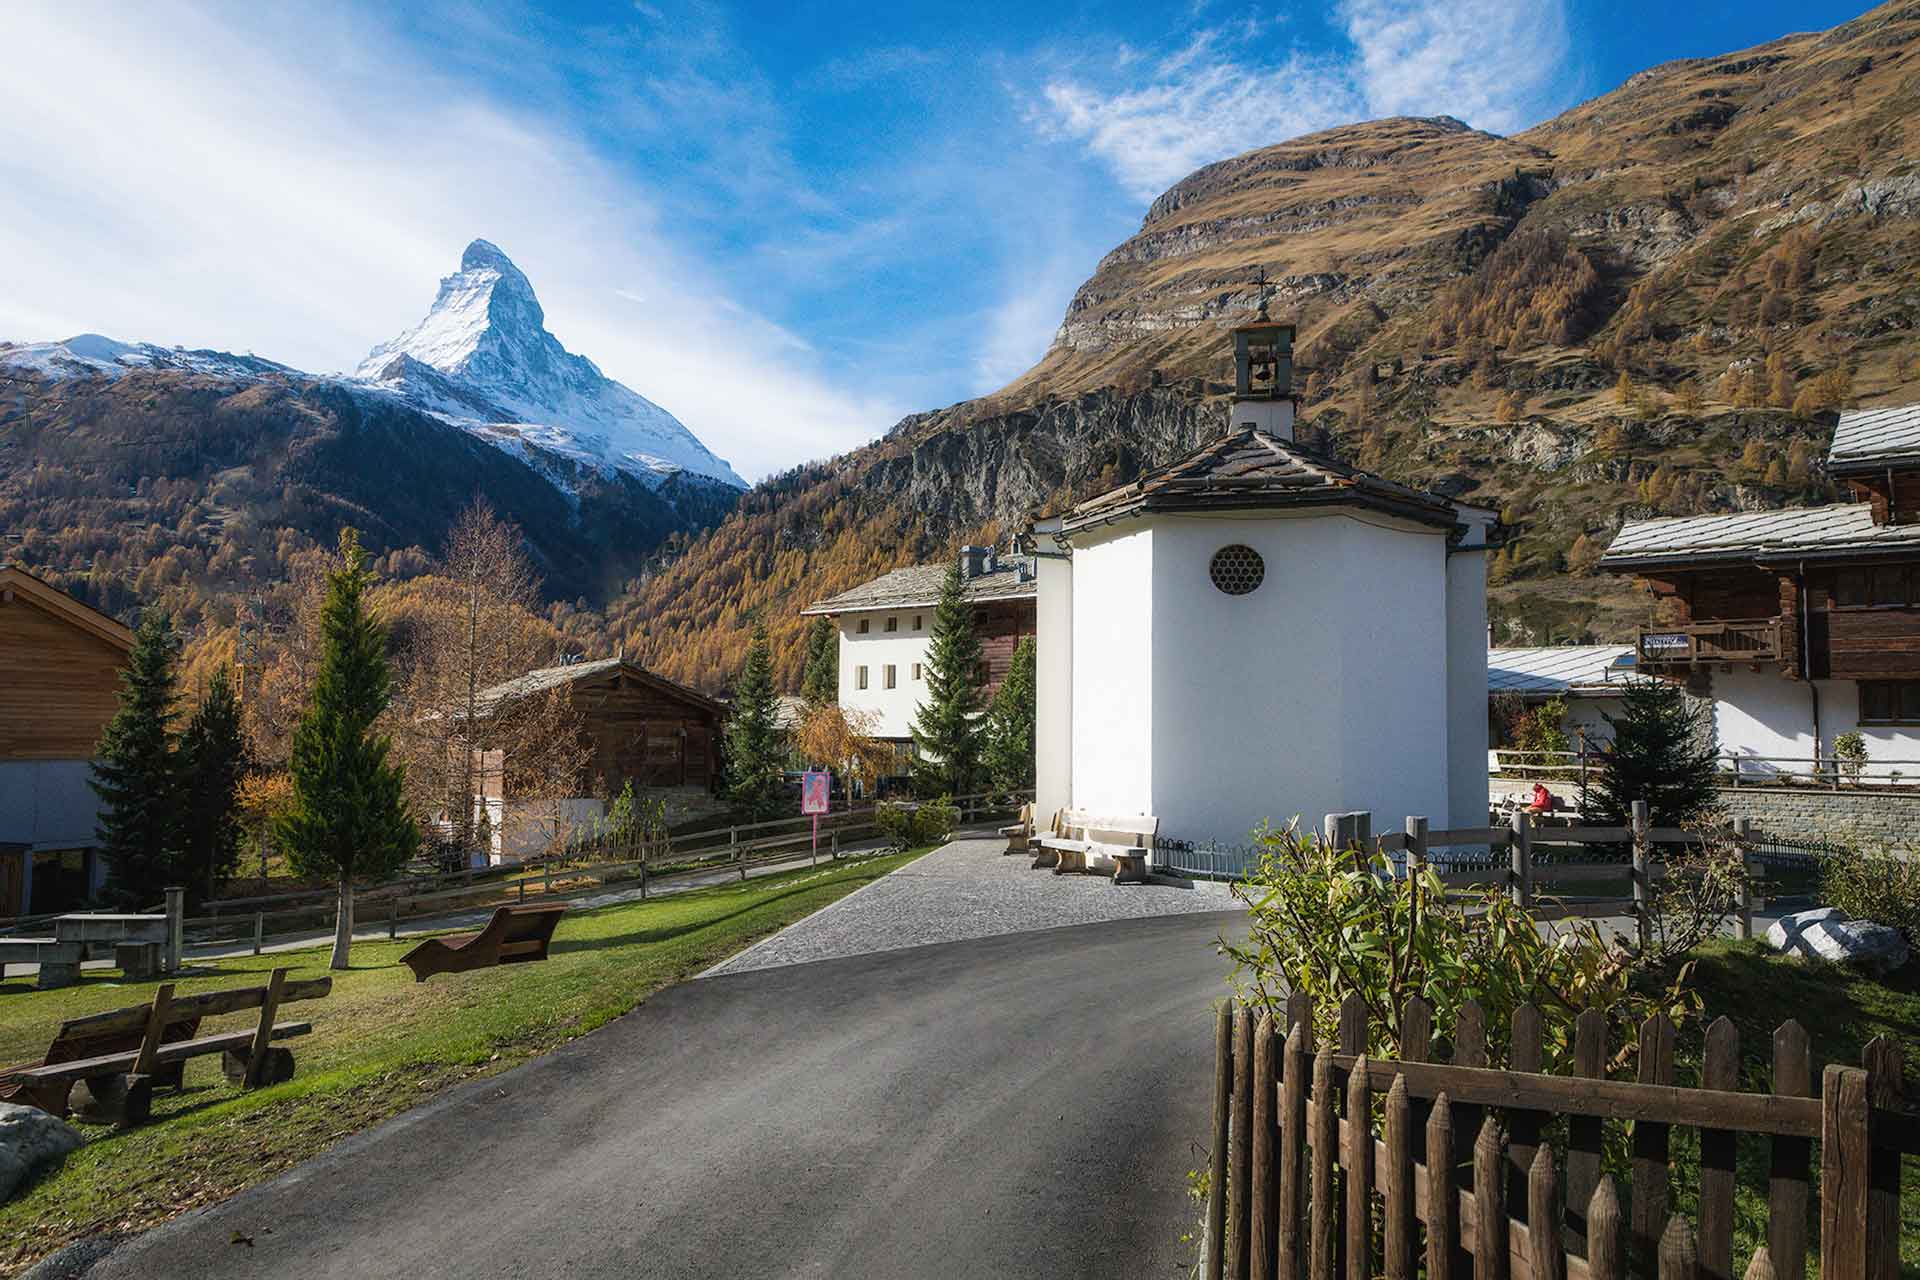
top-left (801, 770), bottom-right (831, 815)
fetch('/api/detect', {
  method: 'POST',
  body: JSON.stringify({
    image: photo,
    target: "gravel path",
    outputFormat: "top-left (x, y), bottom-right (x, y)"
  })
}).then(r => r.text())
top-left (704, 833), bottom-right (1241, 975)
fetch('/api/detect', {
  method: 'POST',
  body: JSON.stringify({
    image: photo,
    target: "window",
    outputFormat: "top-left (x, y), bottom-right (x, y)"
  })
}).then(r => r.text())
top-left (913, 615), bottom-right (923, 630)
top-left (1836, 570), bottom-right (1869, 607)
top-left (885, 616), bottom-right (898, 632)
top-left (1860, 680), bottom-right (1920, 723)
top-left (856, 665), bottom-right (869, 690)
top-left (857, 618), bottom-right (870, 634)
top-left (884, 664), bottom-right (897, 689)
top-left (912, 663), bottom-right (923, 680)
top-left (1873, 567), bottom-right (1912, 606)
top-left (1210, 544), bottom-right (1265, 596)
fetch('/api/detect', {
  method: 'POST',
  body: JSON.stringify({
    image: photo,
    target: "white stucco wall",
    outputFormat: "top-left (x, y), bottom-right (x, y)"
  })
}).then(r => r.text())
top-left (1144, 512), bottom-right (1452, 847)
top-left (1034, 541), bottom-right (1073, 822)
top-left (1709, 671), bottom-right (1920, 781)
top-left (1445, 549), bottom-right (1489, 829)
top-left (835, 608), bottom-right (933, 740)
top-left (1069, 526), bottom-right (1155, 816)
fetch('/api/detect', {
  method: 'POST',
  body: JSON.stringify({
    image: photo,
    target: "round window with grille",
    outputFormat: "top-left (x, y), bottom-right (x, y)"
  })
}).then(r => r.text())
top-left (1209, 544), bottom-right (1265, 596)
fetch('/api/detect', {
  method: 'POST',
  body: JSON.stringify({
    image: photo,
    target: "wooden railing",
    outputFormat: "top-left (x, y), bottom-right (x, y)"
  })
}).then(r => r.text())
top-left (1203, 988), bottom-right (1909, 1280)
top-left (1636, 618), bottom-right (1783, 666)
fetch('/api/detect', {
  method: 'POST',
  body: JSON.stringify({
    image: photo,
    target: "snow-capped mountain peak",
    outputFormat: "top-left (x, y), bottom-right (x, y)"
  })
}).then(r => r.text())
top-left (355, 239), bottom-right (744, 490)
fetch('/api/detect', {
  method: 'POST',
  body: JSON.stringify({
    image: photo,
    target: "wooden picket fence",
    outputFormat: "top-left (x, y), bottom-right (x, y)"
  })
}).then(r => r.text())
top-left (1203, 991), bottom-right (1910, 1280)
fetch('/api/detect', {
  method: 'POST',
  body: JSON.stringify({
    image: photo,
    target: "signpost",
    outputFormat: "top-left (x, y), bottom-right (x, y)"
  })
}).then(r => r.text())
top-left (801, 769), bottom-right (831, 863)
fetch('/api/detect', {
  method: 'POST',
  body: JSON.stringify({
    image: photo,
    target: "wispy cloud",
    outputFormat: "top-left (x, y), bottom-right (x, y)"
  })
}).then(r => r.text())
top-left (1034, 0), bottom-right (1572, 203)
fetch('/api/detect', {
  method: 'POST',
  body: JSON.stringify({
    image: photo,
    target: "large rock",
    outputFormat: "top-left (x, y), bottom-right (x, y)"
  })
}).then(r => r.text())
top-left (1766, 907), bottom-right (1912, 976)
top-left (0, 1102), bottom-right (82, 1202)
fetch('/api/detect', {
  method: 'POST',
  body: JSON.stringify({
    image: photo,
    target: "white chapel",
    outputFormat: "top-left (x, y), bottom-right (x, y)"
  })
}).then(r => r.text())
top-left (1025, 310), bottom-right (1496, 847)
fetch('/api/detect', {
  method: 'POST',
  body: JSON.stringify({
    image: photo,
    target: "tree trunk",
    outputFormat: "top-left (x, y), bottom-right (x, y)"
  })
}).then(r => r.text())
top-left (330, 876), bottom-right (354, 970)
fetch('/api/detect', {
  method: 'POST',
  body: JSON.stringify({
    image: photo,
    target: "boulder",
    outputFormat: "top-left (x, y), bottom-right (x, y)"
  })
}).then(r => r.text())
top-left (0, 1102), bottom-right (83, 1202)
top-left (1766, 907), bottom-right (1912, 976)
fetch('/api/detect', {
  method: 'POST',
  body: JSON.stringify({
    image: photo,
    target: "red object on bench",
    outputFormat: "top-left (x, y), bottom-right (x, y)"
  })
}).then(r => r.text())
top-left (399, 904), bottom-right (568, 983)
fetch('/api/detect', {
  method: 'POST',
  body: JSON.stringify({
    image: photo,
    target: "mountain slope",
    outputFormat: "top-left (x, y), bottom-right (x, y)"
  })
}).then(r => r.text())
top-left (611, 0), bottom-right (1920, 692)
top-left (355, 239), bottom-right (745, 490)
top-left (0, 242), bottom-right (741, 640)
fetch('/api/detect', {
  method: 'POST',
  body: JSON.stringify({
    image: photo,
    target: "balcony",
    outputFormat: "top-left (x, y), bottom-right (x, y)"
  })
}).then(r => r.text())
top-left (1636, 617), bottom-right (1784, 668)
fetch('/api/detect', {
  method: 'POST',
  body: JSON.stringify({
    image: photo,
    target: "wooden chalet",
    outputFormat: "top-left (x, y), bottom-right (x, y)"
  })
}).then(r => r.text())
top-left (0, 566), bottom-right (135, 916)
top-left (1601, 405), bottom-right (1920, 770)
top-left (470, 657), bottom-right (726, 794)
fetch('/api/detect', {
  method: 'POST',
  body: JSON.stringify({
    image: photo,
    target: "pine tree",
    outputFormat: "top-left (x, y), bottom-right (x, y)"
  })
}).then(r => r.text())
top-left (724, 623), bottom-right (788, 820)
top-left (177, 666), bottom-right (250, 907)
top-left (92, 609), bottom-right (184, 907)
top-left (800, 615), bottom-right (838, 707)
top-left (1584, 679), bottom-right (1719, 828)
top-left (911, 561), bottom-right (985, 798)
top-left (277, 530), bottom-right (418, 970)
top-left (982, 636), bottom-right (1037, 793)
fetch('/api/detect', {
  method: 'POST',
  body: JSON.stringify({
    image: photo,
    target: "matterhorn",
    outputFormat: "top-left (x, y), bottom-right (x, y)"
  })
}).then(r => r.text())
top-left (355, 239), bottom-right (745, 490)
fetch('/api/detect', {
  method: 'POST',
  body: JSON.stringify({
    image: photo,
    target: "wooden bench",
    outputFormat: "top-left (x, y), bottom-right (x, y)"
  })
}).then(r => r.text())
top-left (0, 967), bottom-right (328, 1124)
top-left (1032, 811), bottom-right (1160, 884)
top-left (999, 804), bottom-right (1036, 855)
top-left (400, 903), bottom-right (567, 982)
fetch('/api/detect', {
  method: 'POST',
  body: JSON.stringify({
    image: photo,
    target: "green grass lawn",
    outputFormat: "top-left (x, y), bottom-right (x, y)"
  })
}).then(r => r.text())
top-left (0, 848), bottom-right (927, 1274)
top-left (1666, 941), bottom-right (1920, 1275)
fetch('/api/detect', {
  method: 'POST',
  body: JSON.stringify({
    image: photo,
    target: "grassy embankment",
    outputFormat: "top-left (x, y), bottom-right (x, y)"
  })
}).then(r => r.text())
top-left (0, 848), bottom-right (926, 1273)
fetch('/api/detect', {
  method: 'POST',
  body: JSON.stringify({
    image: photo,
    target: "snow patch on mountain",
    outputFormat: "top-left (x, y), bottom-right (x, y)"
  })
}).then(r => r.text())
top-left (353, 239), bottom-right (745, 490)
top-left (0, 336), bottom-right (298, 382)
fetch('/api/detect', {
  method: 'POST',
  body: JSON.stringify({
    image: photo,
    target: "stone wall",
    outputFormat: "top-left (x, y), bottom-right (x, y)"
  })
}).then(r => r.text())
top-left (1718, 786), bottom-right (1920, 847)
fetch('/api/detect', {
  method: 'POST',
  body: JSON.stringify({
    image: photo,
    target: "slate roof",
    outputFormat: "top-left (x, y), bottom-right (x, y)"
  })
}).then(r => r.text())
top-left (1828, 404), bottom-right (1920, 474)
top-left (468, 658), bottom-right (723, 719)
top-left (1488, 645), bottom-right (1635, 697)
top-left (1058, 427), bottom-right (1474, 535)
top-left (1600, 502), bottom-right (1920, 568)
top-left (802, 560), bottom-right (1036, 616)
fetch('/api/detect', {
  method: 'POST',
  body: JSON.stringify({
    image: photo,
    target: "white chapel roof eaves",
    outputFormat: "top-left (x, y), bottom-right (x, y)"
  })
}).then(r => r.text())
top-left (1600, 502), bottom-right (1920, 568)
top-left (1828, 403), bottom-right (1920, 473)
top-left (1488, 645), bottom-right (1635, 696)
top-left (800, 561), bottom-right (1037, 616)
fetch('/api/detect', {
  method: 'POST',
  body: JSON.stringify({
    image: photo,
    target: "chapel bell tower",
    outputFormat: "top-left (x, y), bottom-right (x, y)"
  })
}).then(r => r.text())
top-left (1231, 268), bottom-right (1296, 441)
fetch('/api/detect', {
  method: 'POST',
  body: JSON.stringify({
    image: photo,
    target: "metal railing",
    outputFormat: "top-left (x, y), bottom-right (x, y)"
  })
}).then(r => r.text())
top-left (1721, 752), bottom-right (1920, 789)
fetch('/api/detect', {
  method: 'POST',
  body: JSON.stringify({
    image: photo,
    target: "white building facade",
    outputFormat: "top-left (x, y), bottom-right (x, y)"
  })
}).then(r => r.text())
top-left (1029, 317), bottom-right (1495, 847)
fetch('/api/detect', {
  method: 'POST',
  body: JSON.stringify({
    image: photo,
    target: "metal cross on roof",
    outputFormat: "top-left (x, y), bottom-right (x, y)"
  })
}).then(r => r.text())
top-left (1254, 265), bottom-right (1273, 321)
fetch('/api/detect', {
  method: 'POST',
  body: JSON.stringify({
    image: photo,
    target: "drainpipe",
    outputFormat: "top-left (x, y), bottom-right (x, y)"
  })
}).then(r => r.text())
top-left (1800, 561), bottom-right (1821, 773)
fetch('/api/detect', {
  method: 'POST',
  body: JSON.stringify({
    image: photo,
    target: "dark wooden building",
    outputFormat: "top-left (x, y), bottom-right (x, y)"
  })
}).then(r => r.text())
top-left (1601, 404), bottom-right (1920, 773)
top-left (472, 657), bottom-right (726, 794)
top-left (0, 566), bottom-right (135, 915)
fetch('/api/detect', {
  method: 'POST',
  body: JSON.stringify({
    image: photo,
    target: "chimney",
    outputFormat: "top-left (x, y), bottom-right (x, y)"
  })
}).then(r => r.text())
top-left (959, 546), bottom-right (989, 579)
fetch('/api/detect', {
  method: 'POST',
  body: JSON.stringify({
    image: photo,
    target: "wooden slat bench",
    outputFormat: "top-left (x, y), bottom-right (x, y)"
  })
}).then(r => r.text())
top-left (0, 967), bottom-right (329, 1124)
top-left (400, 903), bottom-right (567, 982)
top-left (1032, 811), bottom-right (1160, 884)
top-left (999, 803), bottom-right (1036, 856)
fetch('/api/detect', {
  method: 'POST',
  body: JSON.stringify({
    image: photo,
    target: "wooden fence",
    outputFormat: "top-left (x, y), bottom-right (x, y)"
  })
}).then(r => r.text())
top-left (1202, 990), bottom-right (1908, 1280)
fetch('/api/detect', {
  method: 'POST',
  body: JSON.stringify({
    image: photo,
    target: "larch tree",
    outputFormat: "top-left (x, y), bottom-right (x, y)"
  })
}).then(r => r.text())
top-left (724, 624), bottom-right (788, 820)
top-left (982, 635), bottom-right (1037, 793)
top-left (92, 609), bottom-right (184, 907)
top-left (177, 666), bottom-right (251, 906)
top-left (277, 530), bottom-right (419, 970)
top-left (910, 562), bottom-right (985, 798)
top-left (800, 615), bottom-right (838, 707)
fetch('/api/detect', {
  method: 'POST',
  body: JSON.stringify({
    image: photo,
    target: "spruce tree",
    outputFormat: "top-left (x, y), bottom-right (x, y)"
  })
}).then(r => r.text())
top-left (983, 635), bottom-right (1037, 793)
top-left (1585, 678), bottom-right (1720, 828)
top-left (725, 624), bottom-right (788, 820)
top-left (178, 667), bottom-right (251, 907)
top-left (92, 609), bottom-right (184, 907)
top-left (910, 561), bottom-right (985, 798)
top-left (800, 615), bottom-right (838, 707)
top-left (277, 530), bottom-right (418, 969)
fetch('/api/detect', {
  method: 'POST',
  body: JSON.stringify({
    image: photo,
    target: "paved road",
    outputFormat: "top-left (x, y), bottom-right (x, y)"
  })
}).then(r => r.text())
top-left (73, 909), bottom-right (1248, 1280)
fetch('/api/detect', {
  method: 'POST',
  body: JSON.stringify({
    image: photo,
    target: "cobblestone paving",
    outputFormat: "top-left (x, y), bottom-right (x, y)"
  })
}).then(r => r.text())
top-left (703, 834), bottom-right (1242, 976)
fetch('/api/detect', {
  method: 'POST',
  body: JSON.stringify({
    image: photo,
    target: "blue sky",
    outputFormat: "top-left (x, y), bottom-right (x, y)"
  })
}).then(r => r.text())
top-left (0, 0), bottom-right (1877, 480)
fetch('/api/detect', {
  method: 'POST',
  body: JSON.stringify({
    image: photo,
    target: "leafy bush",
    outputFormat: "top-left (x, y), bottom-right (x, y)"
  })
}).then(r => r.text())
top-left (875, 802), bottom-right (914, 848)
top-left (1223, 823), bottom-right (1698, 1073)
top-left (913, 798), bottom-right (960, 845)
top-left (1821, 844), bottom-right (1920, 942)
top-left (1832, 730), bottom-right (1868, 783)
